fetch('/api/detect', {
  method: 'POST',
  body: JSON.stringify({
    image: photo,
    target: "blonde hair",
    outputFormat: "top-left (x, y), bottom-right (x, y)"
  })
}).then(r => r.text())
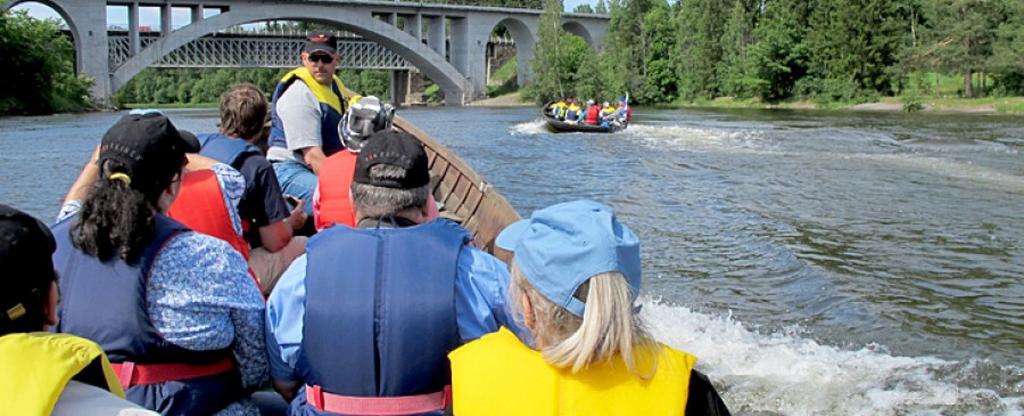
top-left (509, 263), bottom-right (660, 379)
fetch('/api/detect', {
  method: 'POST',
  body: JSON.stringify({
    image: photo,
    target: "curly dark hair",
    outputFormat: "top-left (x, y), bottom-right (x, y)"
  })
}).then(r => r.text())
top-left (71, 158), bottom-right (181, 263)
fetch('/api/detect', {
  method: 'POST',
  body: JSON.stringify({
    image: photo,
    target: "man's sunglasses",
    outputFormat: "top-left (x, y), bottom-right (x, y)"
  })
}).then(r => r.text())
top-left (309, 53), bottom-right (334, 64)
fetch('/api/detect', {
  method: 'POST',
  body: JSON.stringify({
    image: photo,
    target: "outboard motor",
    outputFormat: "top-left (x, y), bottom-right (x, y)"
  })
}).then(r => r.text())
top-left (341, 96), bottom-right (395, 152)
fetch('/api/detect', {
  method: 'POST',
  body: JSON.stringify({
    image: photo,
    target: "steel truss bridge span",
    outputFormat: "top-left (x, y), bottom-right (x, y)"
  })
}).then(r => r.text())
top-left (108, 34), bottom-right (414, 70)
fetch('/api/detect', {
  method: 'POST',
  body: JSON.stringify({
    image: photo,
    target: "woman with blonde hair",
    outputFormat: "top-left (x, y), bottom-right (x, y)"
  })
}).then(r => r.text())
top-left (449, 200), bottom-right (730, 415)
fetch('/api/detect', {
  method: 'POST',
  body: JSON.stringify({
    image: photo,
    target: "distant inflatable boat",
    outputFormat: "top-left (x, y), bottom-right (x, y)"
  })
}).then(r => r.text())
top-left (542, 102), bottom-right (626, 133)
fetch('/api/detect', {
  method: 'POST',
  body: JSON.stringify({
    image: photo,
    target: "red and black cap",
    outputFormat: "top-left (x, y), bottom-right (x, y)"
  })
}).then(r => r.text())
top-left (302, 31), bottom-right (338, 55)
top-left (353, 130), bottom-right (430, 189)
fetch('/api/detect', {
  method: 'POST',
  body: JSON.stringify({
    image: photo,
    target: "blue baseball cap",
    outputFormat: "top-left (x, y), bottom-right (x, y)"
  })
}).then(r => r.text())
top-left (496, 200), bottom-right (641, 317)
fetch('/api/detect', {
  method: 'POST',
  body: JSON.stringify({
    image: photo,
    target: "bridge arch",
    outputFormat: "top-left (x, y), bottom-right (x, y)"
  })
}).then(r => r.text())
top-left (112, 7), bottom-right (473, 104)
top-left (561, 21), bottom-right (593, 46)
top-left (5, 0), bottom-right (83, 70)
top-left (486, 17), bottom-right (536, 88)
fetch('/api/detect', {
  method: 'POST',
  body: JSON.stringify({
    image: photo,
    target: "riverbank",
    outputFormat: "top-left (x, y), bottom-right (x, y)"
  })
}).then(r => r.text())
top-left (120, 102), bottom-right (218, 109)
top-left (663, 96), bottom-right (1024, 114)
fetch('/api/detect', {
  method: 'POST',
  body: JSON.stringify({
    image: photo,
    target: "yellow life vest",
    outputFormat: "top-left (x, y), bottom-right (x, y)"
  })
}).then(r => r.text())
top-left (281, 67), bottom-right (346, 114)
top-left (449, 327), bottom-right (696, 416)
top-left (600, 106), bottom-right (615, 116)
top-left (0, 332), bottom-right (124, 415)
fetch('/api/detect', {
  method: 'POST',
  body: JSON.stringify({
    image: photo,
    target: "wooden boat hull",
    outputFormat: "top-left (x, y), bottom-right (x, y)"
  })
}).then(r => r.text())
top-left (393, 116), bottom-right (520, 260)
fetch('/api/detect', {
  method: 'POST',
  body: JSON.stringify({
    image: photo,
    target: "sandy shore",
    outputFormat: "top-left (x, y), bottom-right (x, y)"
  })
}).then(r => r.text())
top-left (468, 92), bottom-right (531, 107)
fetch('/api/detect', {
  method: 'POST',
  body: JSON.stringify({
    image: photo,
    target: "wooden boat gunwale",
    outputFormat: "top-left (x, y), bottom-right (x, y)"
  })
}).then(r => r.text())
top-left (392, 116), bottom-right (520, 259)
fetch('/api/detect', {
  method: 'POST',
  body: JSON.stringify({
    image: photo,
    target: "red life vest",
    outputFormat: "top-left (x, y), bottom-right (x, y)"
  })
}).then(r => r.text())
top-left (315, 149), bottom-right (441, 231)
top-left (585, 105), bottom-right (602, 125)
top-left (168, 170), bottom-right (262, 292)
top-left (316, 150), bottom-right (359, 230)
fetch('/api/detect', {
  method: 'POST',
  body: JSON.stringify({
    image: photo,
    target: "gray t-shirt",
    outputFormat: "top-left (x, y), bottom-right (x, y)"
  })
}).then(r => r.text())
top-left (268, 81), bottom-right (341, 165)
top-left (52, 381), bottom-right (158, 416)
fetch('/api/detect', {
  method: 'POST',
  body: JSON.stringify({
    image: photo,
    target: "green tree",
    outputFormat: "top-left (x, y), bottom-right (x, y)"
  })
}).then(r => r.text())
top-left (675, 0), bottom-right (730, 99)
top-left (525, 0), bottom-right (570, 102)
top-left (573, 4), bottom-right (595, 13)
top-left (747, 0), bottom-right (814, 101)
top-left (595, 0), bottom-right (608, 14)
top-left (0, 7), bottom-right (92, 114)
top-left (913, 0), bottom-right (1007, 97)
top-left (802, 0), bottom-right (908, 102)
top-left (718, 0), bottom-right (762, 98)
top-left (602, 0), bottom-right (660, 102)
top-left (988, 0), bottom-right (1024, 94)
top-left (637, 1), bottom-right (677, 102)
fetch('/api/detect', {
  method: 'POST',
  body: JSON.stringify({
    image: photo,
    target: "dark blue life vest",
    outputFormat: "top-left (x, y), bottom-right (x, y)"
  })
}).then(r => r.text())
top-left (293, 219), bottom-right (468, 415)
top-left (198, 132), bottom-right (262, 170)
top-left (269, 71), bottom-right (346, 157)
top-left (51, 214), bottom-right (243, 415)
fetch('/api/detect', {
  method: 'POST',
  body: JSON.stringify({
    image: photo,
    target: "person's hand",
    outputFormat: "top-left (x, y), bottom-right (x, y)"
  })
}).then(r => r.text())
top-left (287, 197), bottom-right (308, 231)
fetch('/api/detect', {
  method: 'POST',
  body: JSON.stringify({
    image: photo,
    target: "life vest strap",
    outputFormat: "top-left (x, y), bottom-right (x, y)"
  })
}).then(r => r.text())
top-left (305, 384), bottom-right (451, 416)
top-left (111, 357), bottom-right (235, 389)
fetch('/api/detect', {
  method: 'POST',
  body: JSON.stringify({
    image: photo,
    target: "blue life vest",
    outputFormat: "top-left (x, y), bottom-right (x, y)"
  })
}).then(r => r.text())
top-left (51, 214), bottom-right (243, 415)
top-left (198, 133), bottom-right (262, 170)
top-left (292, 219), bottom-right (468, 415)
top-left (270, 68), bottom-right (347, 157)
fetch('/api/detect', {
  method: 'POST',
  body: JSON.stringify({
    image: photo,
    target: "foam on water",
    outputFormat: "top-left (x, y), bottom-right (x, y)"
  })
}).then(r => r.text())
top-left (839, 153), bottom-right (1024, 195)
top-left (642, 301), bottom-right (1024, 415)
top-left (626, 123), bottom-right (1024, 194)
top-left (624, 124), bottom-right (780, 155)
top-left (509, 119), bottom-right (550, 135)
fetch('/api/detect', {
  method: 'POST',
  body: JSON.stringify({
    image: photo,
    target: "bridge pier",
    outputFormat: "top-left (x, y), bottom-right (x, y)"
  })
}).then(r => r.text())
top-left (161, 4), bottom-right (173, 37)
top-left (425, 16), bottom-right (446, 58)
top-left (128, 2), bottom-right (140, 56)
top-left (191, 5), bottom-right (205, 23)
top-left (390, 69), bottom-right (410, 107)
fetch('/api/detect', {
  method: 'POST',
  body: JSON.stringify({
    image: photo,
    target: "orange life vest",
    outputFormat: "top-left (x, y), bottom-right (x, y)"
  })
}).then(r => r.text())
top-left (585, 105), bottom-right (602, 125)
top-left (168, 170), bottom-right (262, 292)
top-left (316, 150), bottom-right (360, 230)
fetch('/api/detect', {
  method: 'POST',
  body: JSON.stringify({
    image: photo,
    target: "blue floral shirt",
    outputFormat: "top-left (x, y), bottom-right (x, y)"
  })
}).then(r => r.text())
top-left (59, 164), bottom-right (266, 416)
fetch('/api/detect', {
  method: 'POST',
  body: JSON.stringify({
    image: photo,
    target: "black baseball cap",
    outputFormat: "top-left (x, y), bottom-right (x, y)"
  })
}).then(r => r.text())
top-left (353, 130), bottom-right (430, 189)
top-left (97, 110), bottom-right (198, 190)
top-left (302, 31), bottom-right (338, 55)
top-left (0, 204), bottom-right (56, 331)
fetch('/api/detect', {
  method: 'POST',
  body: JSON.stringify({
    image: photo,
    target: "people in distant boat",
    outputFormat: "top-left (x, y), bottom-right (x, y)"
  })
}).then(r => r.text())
top-left (547, 99), bottom-right (568, 120)
top-left (314, 94), bottom-right (414, 231)
top-left (565, 99), bottom-right (582, 122)
top-left (449, 200), bottom-right (732, 416)
top-left (0, 204), bottom-right (159, 416)
top-left (612, 96), bottom-right (631, 127)
top-left (582, 99), bottom-right (602, 125)
top-left (599, 101), bottom-right (616, 127)
top-left (268, 32), bottom-right (349, 217)
top-left (265, 130), bottom-right (521, 415)
top-left (52, 112), bottom-right (267, 415)
top-left (179, 84), bottom-right (308, 295)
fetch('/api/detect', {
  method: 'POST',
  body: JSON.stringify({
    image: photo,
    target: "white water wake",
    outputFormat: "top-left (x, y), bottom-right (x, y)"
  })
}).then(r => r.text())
top-left (509, 118), bottom-right (550, 135)
top-left (643, 301), bottom-right (1024, 415)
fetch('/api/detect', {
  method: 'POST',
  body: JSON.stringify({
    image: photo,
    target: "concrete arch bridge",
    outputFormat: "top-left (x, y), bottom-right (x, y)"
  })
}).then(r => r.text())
top-left (5, 0), bottom-right (610, 106)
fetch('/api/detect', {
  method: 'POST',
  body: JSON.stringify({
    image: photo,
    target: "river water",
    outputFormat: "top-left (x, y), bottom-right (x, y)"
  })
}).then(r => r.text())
top-left (1, 107), bottom-right (1022, 414)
